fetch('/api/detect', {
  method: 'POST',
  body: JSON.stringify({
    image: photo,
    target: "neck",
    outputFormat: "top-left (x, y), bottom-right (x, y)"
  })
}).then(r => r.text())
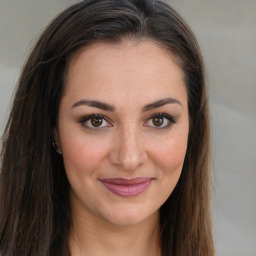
top-left (69, 207), bottom-right (161, 256)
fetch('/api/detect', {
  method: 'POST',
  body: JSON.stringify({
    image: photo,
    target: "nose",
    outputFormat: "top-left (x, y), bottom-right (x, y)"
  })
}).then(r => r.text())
top-left (109, 125), bottom-right (148, 171)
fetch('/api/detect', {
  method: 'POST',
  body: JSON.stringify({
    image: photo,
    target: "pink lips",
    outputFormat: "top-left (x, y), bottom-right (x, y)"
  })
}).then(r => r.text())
top-left (100, 177), bottom-right (153, 197)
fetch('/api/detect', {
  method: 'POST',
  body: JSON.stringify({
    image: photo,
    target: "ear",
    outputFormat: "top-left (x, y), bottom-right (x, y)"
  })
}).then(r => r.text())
top-left (52, 128), bottom-right (62, 155)
top-left (53, 128), bottom-right (61, 147)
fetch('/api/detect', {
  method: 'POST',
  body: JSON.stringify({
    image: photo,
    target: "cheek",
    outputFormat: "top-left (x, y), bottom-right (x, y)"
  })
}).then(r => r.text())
top-left (146, 132), bottom-right (188, 208)
top-left (150, 133), bottom-right (188, 177)
top-left (60, 133), bottom-right (110, 177)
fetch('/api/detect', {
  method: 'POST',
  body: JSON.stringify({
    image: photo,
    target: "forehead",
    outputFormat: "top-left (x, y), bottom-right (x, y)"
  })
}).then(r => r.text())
top-left (63, 39), bottom-right (187, 108)
top-left (68, 39), bottom-right (182, 78)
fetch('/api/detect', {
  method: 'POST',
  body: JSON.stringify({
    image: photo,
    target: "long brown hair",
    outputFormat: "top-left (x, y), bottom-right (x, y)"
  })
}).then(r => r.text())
top-left (0, 0), bottom-right (214, 255)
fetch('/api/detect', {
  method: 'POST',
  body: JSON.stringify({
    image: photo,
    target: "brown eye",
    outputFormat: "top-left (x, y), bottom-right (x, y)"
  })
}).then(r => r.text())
top-left (152, 116), bottom-right (163, 127)
top-left (91, 116), bottom-right (103, 127)
top-left (144, 113), bottom-right (176, 129)
top-left (80, 114), bottom-right (112, 129)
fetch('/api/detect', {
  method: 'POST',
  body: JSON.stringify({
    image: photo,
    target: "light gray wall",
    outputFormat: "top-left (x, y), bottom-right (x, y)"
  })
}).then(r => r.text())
top-left (0, 1), bottom-right (255, 255)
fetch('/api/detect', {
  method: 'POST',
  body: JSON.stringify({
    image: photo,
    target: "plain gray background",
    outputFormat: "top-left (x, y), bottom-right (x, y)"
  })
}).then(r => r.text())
top-left (0, 1), bottom-right (255, 255)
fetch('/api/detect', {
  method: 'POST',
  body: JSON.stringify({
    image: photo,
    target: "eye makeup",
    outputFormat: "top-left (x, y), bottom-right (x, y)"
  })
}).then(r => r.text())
top-left (144, 113), bottom-right (177, 129)
top-left (78, 112), bottom-right (177, 131)
top-left (78, 114), bottom-right (112, 130)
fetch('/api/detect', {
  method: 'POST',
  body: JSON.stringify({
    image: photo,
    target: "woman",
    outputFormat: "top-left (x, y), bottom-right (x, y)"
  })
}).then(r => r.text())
top-left (0, 0), bottom-right (214, 255)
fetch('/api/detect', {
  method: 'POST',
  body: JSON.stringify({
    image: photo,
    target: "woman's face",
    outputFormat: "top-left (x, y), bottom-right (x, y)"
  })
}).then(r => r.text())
top-left (56, 40), bottom-right (189, 226)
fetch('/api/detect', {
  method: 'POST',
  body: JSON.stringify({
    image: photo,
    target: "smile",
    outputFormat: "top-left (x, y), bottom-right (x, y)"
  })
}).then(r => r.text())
top-left (99, 177), bottom-right (153, 197)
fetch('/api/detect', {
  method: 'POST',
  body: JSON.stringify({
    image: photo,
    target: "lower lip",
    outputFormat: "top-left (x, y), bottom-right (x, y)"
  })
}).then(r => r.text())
top-left (100, 178), bottom-right (153, 197)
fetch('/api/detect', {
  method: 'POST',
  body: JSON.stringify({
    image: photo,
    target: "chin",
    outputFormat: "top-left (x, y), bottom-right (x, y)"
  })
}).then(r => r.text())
top-left (100, 206), bottom-right (159, 227)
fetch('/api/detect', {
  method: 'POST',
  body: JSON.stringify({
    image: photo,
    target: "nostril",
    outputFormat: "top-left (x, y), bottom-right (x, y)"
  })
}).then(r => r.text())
top-left (109, 147), bottom-right (148, 171)
top-left (108, 129), bottom-right (148, 170)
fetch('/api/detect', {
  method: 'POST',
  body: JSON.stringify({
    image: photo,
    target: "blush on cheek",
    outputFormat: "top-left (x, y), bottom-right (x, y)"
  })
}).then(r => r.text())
top-left (61, 138), bottom-right (109, 177)
top-left (152, 137), bottom-right (187, 171)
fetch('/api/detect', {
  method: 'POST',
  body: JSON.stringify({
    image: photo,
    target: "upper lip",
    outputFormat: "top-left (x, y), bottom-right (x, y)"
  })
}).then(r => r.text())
top-left (99, 177), bottom-right (153, 185)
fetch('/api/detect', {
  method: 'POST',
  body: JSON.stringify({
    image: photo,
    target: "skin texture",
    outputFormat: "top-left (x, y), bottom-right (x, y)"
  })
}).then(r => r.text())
top-left (56, 39), bottom-right (189, 256)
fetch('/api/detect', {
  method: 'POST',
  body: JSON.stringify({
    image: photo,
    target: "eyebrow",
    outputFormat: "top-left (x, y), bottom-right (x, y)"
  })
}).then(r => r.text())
top-left (142, 97), bottom-right (182, 112)
top-left (72, 100), bottom-right (115, 111)
top-left (72, 97), bottom-right (182, 112)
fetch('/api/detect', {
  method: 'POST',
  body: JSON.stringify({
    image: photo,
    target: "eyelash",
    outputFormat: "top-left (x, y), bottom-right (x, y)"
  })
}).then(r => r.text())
top-left (144, 113), bottom-right (177, 129)
top-left (79, 113), bottom-right (176, 130)
top-left (79, 114), bottom-right (112, 130)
